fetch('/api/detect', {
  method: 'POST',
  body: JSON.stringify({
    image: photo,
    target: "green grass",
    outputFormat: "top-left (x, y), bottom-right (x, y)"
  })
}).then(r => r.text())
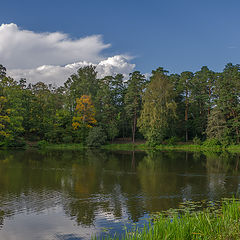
top-left (101, 143), bottom-right (147, 151)
top-left (227, 145), bottom-right (240, 153)
top-left (99, 199), bottom-right (240, 240)
top-left (101, 143), bottom-right (240, 153)
top-left (36, 141), bottom-right (240, 153)
top-left (43, 143), bottom-right (85, 150)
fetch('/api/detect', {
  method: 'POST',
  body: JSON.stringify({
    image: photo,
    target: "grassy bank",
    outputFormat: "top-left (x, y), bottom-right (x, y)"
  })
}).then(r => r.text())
top-left (100, 199), bottom-right (240, 240)
top-left (101, 143), bottom-right (146, 151)
top-left (101, 143), bottom-right (240, 153)
top-left (42, 143), bottom-right (86, 150)
top-left (35, 141), bottom-right (240, 153)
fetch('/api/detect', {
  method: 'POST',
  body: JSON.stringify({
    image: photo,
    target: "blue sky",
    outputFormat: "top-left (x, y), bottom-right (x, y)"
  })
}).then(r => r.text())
top-left (0, 0), bottom-right (240, 84)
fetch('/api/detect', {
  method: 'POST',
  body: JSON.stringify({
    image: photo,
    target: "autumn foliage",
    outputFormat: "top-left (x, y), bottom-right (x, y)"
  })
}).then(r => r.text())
top-left (72, 95), bottom-right (97, 129)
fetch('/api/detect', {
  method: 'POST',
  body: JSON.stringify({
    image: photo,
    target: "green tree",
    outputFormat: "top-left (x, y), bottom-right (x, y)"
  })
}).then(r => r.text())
top-left (64, 66), bottom-right (99, 113)
top-left (215, 63), bottom-right (240, 143)
top-left (95, 76), bottom-right (121, 141)
top-left (191, 66), bottom-right (216, 137)
top-left (0, 96), bottom-right (10, 139)
top-left (138, 67), bottom-right (176, 145)
top-left (206, 107), bottom-right (227, 140)
top-left (124, 71), bottom-right (146, 143)
top-left (0, 67), bottom-right (24, 142)
top-left (179, 71), bottom-right (194, 141)
top-left (0, 65), bottom-right (6, 79)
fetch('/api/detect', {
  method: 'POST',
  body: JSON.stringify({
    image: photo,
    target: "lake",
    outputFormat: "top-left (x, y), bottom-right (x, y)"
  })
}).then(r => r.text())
top-left (0, 149), bottom-right (239, 239)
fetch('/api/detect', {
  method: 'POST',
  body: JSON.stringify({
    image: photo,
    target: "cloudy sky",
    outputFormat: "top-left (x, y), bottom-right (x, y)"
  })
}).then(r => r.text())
top-left (1, 0), bottom-right (240, 85)
top-left (0, 23), bottom-right (135, 85)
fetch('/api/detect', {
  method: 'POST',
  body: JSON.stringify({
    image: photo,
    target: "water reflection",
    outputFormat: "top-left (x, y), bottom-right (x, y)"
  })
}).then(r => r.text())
top-left (0, 149), bottom-right (239, 239)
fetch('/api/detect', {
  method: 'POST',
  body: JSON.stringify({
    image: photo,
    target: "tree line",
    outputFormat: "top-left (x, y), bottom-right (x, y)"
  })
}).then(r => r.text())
top-left (0, 63), bottom-right (239, 147)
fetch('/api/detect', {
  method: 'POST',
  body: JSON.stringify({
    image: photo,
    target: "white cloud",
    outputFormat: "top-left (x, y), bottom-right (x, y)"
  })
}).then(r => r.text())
top-left (0, 23), bottom-right (109, 69)
top-left (8, 55), bottom-right (135, 86)
top-left (96, 55), bottom-right (135, 77)
top-left (0, 23), bottom-right (136, 85)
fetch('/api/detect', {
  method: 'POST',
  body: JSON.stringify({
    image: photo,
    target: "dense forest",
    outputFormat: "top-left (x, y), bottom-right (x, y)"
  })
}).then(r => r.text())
top-left (0, 63), bottom-right (239, 148)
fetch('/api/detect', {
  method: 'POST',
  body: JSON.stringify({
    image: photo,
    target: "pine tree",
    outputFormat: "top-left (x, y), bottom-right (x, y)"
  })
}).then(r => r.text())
top-left (124, 71), bottom-right (146, 143)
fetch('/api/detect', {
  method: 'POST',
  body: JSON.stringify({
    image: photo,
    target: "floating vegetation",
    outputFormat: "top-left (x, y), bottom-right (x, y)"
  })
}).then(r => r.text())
top-left (97, 198), bottom-right (240, 239)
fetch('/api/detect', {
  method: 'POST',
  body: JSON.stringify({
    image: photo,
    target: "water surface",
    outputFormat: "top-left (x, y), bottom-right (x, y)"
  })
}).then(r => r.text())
top-left (0, 149), bottom-right (239, 239)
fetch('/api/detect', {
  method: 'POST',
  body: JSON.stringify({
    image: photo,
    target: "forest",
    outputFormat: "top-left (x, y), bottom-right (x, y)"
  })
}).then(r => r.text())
top-left (0, 63), bottom-right (239, 148)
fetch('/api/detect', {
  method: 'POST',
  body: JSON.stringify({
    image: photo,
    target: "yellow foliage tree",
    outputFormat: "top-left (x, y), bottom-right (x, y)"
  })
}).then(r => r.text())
top-left (72, 95), bottom-right (97, 129)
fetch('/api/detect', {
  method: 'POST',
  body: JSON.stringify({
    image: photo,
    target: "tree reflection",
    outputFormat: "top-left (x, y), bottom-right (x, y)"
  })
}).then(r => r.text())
top-left (204, 152), bottom-right (240, 199)
top-left (0, 149), bottom-right (239, 229)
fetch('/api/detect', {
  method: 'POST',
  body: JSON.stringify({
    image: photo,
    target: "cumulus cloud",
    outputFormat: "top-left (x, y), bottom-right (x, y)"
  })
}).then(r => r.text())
top-left (96, 55), bottom-right (135, 77)
top-left (0, 23), bottom-right (135, 85)
top-left (9, 56), bottom-right (135, 85)
top-left (0, 23), bottom-right (109, 69)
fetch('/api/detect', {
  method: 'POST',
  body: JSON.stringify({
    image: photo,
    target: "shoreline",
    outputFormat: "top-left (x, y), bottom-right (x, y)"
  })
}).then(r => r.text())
top-left (101, 143), bottom-right (240, 153)
top-left (98, 198), bottom-right (240, 240)
top-left (29, 142), bottom-right (240, 153)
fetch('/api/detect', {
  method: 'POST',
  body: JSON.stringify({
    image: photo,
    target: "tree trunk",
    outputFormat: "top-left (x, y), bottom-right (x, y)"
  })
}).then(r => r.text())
top-left (132, 110), bottom-right (137, 143)
top-left (208, 87), bottom-right (211, 117)
top-left (236, 127), bottom-right (239, 144)
top-left (232, 110), bottom-right (239, 144)
top-left (185, 100), bottom-right (188, 142)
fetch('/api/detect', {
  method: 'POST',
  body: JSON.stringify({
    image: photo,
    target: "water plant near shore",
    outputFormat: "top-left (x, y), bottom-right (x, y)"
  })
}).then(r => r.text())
top-left (98, 198), bottom-right (240, 240)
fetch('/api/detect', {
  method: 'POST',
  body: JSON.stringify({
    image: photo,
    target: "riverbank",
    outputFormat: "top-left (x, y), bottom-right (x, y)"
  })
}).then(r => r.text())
top-left (40, 143), bottom-right (86, 150)
top-left (100, 199), bottom-right (240, 240)
top-left (101, 143), bottom-right (240, 153)
top-left (34, 140), bottom-right (240, 153)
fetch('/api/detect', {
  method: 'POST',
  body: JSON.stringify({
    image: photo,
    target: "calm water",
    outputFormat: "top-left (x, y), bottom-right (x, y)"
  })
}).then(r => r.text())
top-left (0, 149), bottom-right (239, 239)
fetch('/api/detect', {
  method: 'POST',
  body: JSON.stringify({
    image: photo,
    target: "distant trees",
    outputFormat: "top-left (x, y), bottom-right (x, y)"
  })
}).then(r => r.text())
top-left (0, 62), bottom-right (239, 147)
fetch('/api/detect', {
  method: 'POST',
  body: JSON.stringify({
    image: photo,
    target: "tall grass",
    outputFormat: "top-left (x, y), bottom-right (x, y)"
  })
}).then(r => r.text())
top-left (98, 199), bottom-right (240, 240)
top-left (102, 143), bottom-right (240, 153)
top-left (44, 143), bottom-right (85, 150)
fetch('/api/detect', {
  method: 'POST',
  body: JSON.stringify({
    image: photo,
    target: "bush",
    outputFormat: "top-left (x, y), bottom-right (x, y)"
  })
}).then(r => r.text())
top-left (86, 127), bottom-right (107, 147)
top-left (62, 135), bottom-right (73, 143)
top-left (193, 136), bottom-right (202, 145)
top-left (5, 137), bottom-right (26, 148)
top-left (145, 129), bottom-right (165, 147)
top-left (165, 136), bottom-right (179, 145)
top-left (203, 138), bottom-right (221, 148)
top-left (37, 140), bottom-right (48, 149)
top-left (219, 136), bottom-right (233, 147)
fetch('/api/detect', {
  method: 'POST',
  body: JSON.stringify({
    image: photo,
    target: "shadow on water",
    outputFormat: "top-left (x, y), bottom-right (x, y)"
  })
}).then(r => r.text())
top-left (0, 149), bottom-right (239, 239)
top-left (55, 234), bottom-right (85, 240)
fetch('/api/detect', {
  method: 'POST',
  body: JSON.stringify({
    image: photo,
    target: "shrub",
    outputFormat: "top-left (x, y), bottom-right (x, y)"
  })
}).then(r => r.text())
top-left (86, 127), bottom-right (107, 147)
top-left (165, 136), bottom-right (179, 145)
top-left (5, 137), bottom-right (26, 148)
top-left (219, 136), bottom-right (233, 147)
top-left (203, 138), bottom-right (221, 148)
top-left (37, 140), bottom-right (48, 149)
top-left (146, 131), bottom-right (164, 147)
top-left (193, 136), bottom-right (202, 145)
top-left (62, 135), bottom-right (73, 143)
